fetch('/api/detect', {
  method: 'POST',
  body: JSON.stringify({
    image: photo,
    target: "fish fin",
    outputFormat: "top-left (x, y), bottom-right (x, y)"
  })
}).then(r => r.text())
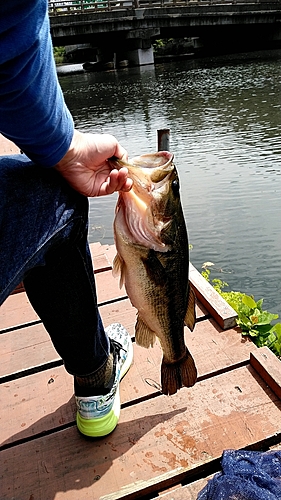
top-left (135, 314), bottom-right (156, 348)
top-left (161, 349), bottom-right (197, 396)
top-left (141, 251), bottom-right (167, 287)
top-left (184, 284), bottom-right (196, 332)
top-left (112, 253), bottom-right (125, 289)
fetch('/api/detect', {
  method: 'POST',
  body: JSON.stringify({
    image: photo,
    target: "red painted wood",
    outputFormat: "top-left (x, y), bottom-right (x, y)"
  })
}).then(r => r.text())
top-left (1, 365), bottom-right (281, 500)
top-left (1, 241), bottom-right (280, 500)
top-left (0, 317), bottom-right (256, 445)
top-left (189, 263), bottom-right (237, 330)
top-left (250, 347), bottom-right (281, 399)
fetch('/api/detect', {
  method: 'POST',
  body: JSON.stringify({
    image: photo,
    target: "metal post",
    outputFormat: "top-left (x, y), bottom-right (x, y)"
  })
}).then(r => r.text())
top-left (157, 128), bottom-right (170, 151)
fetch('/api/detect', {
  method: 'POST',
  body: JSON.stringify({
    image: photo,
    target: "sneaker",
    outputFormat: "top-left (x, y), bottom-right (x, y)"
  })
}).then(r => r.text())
top-left (75, 323), bottom-right (133, 437)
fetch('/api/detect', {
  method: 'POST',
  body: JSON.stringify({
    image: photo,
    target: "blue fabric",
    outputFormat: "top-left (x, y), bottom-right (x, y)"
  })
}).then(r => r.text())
top-left (0, 4), bottom-right (109, 377)
top-left (197, 450), bottom-right (281, 500)
top-left (0, 154), bottom-right (109, 376)
top-left (0, 0), bottom-right (74, 167)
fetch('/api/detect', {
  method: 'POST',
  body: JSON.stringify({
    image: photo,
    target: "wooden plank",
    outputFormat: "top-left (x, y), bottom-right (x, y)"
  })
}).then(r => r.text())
top-left (1, 245), bottom-right (119, 331)
top-left (0, 323), bottom-right (59, 380)
top-left (0, 294), bottom-right (214, 378)
top-left (189, 263), bottom-right (237, 330)
top-left (0, 299), bottom-right (254, 386)
top-left (159, 438), bottom-right (281, 499)
top-left (100, 245), bottom-right (210, 319)
top-left (89, 242), bottom-right (112, 272)
top-left (0, 299), bottom-right (136, 380)
top-left (0, 268), bottom-right (127, 333)
top-left (1, 245), bottom-right (209, 332)
top-left (156, 476), bottom-right (211, 499)
top-left (0, 316), bottom-right (256, 445)
top-left (1, 365), bottom-right (281, 500)
top-left (0, 292), bottom-right (39, 331)
top-left (9, 242), bottom-right (110, 296)
top-left (0, 367), bottom-right (75, 448)
top-left (99, 365), bottom-right (281, 499)
top-left (158, 422), bottom-right (281, 499)
top-left (186, 318), bottom-right (256, 378)
top-left (0, 134), bottom-right (20, 155)
top-left (250, 347), bottom-right (281, 400)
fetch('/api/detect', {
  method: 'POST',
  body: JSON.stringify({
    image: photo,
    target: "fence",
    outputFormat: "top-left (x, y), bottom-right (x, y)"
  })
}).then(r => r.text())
top-left (49, 0), bottom-right (266, 15)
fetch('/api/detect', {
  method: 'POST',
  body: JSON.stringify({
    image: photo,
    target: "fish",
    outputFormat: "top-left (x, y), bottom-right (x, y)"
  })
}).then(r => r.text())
top-left (110, 151), bottom-right (197, 395)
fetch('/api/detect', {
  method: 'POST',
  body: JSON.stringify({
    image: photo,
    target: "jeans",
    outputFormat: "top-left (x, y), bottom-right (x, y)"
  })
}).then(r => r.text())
top-left (0, 154), bottom-right (109, 376)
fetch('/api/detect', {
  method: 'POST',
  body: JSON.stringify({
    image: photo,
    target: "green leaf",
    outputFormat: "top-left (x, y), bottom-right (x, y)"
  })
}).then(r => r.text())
top-left (237, 312), bottom-right (252, 329)
top-left (256, 298), bottom-right (264, 310)
top-left (270, 323), bottom-right (281, 355)
top-left (255, 311), bottom-right (279, 325)
top-left (265, 331), bottom-right (278, 348)
top-left (248, 328), bottom-right (259, 337)
top-left (242, 295), bottom-right (257, 309)
top-left (255, 324), bottom-right (273, 336)
top-left (273, 323), bottom-right (281, 336)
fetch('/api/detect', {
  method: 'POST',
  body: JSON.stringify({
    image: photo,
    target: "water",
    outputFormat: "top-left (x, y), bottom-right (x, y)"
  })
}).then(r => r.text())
top-left (59, 50), bottom-right (281, 318)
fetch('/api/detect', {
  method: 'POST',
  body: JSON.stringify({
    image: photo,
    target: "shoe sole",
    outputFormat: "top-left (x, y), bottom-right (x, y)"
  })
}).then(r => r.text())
top-left (76, 334), bottom-right (133, 438)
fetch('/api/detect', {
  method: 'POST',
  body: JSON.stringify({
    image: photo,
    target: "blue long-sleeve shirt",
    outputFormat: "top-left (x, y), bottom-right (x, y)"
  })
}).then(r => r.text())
top-left (0, 0), bottom-right (74, 167)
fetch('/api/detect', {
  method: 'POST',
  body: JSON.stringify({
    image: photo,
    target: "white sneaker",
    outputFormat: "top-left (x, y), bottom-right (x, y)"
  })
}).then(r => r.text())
top-left (75, 323), bottom-right (133, 437)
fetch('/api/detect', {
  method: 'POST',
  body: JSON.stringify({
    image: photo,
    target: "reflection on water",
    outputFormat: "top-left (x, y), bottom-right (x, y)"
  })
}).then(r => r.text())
top-left (59, 50), bottom-right (281, 317)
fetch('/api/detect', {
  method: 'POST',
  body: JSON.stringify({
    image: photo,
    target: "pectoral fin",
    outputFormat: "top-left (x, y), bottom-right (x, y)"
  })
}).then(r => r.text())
top-left (141, 250), bottom-right (167, 287)
top-left (112, 253), bottom-right (125, 289)
top-left (184, 284), bottom-right (196, 331)
top-left (135, 314), bottom-right (156, 348)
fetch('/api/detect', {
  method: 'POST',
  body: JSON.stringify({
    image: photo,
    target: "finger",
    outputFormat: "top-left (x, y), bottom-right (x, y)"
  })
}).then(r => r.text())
top-left (119, 177), bottom-right (133, 192)
top-left (114, 144), bottom-right (128, 162)
top-left (105, 168), bottom-right (132, 195)
top-left (98, 169), bottom-right (120, 196)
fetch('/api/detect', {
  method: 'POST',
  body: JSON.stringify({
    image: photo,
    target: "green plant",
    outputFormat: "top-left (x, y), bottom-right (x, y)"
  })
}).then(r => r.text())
top-left (202, 263), bottom-right (281, 357)
top-left (53, 46), bottom-right (65, 64)
top-left (152, 38), bottom-right (175, 52)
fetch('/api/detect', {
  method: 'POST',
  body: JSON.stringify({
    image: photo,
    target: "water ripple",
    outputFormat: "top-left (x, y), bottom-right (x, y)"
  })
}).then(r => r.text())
top-left (60, 50), bottom-right (281, 317)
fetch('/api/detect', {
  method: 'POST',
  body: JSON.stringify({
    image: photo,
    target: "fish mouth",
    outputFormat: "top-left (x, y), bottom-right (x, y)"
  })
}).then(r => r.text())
top-left (112, 152), bottom-right (175, 252)
top-left (109, 151), bottom-right (174, 188)
top-left (108, 151), bottom-right (174, 204)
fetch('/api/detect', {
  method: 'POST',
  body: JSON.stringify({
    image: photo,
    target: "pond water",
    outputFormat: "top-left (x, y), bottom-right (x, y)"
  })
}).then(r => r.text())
top-left (59, 49), bottom-right (281, 318)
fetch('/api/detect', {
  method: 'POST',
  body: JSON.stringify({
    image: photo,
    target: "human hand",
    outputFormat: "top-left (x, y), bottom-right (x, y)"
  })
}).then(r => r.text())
top-left (55, 130), bottom-right (132, 197)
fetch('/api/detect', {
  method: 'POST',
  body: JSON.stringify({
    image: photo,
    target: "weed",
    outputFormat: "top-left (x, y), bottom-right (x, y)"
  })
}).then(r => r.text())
top-left (202, 264), bottom-right (281, 357)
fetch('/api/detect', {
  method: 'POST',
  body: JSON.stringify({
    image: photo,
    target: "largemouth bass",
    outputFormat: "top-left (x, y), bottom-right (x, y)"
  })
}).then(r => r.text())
top-left (111, 151), bottom-right (197, 395)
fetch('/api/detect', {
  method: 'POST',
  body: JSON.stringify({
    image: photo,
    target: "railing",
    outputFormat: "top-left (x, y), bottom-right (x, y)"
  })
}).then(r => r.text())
top-left (48, 0), bottom-right (140, 14)
top-left (48, 0), bottom-right (271, 15)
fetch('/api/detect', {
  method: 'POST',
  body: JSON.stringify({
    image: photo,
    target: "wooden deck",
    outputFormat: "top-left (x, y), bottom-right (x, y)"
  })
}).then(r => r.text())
top-left (1, 241), bottom-right (281, 500)
top-left (1, 134), bottom-right (281, 499)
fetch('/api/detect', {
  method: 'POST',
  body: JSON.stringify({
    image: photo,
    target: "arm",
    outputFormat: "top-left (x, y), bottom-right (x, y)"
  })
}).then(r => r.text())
top-left (0, 0), bottom-right (131, 195)
top-left (0, 0), bottom-right (73, 167)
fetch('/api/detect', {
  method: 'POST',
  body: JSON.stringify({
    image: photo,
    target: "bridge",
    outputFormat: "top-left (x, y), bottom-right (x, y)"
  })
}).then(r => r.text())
top-left (49, 0), bottom-right (281, 66)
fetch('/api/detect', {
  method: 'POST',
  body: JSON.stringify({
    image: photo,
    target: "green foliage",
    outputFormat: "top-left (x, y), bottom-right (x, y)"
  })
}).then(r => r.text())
top-left (53, 46), bottom-right (65, 64)
top-left (152, 38), bottom-right (176, 53)
top-left (153, 39), bottom-right (166, 50)
top-left (202, 264), bottom-right (281, 357)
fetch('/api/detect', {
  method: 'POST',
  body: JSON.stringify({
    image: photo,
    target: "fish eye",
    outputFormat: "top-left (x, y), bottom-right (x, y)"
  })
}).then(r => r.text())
top-left (172, 179), bottom-right (180, 194)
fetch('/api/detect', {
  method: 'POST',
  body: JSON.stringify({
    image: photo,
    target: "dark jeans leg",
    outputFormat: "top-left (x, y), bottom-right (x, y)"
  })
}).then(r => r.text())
top-left (0, 154), bottom-right (109, 376)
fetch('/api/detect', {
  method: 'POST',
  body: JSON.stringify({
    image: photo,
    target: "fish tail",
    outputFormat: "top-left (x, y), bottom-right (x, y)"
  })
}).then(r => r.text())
top-left (161, 349), bottom-right (197, 396)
